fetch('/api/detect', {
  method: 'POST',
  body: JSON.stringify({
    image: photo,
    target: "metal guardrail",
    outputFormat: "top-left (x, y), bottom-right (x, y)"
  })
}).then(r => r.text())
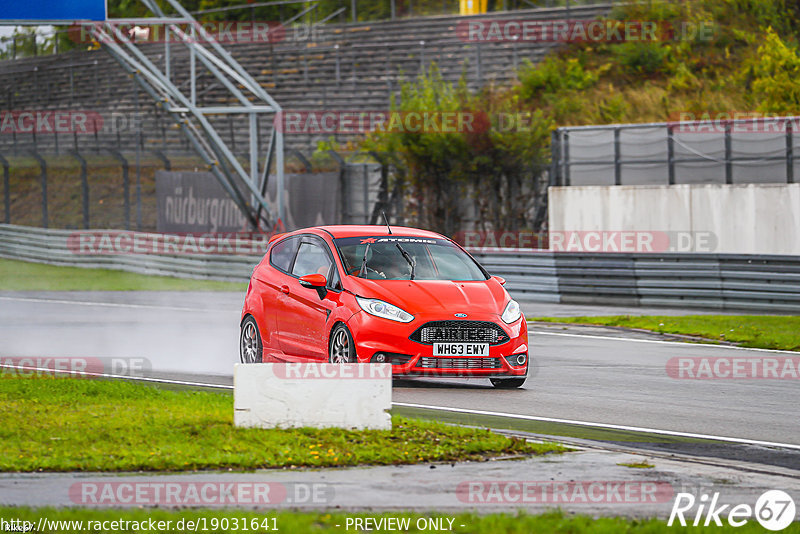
top-left (472, 249), bottom-right (800, 313)
top-left (2, 224), bottom-right (799, 312)
top-left (0, 224), bottom-right (262, 282)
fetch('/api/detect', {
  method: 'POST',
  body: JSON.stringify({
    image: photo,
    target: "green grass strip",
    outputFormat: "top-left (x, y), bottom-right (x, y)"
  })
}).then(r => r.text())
top-left (1, 508), bottom-right (794, 533)
top-left (532, 315), bottom-right (800, 352)
top-left (0, 258), bottom-right (246, 291)
top-left (0, 376), bottom-right (563, 472)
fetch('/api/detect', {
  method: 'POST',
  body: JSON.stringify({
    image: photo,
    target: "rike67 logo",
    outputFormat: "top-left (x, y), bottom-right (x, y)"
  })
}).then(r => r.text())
top-left (668, 490), bottom-right (796, 531)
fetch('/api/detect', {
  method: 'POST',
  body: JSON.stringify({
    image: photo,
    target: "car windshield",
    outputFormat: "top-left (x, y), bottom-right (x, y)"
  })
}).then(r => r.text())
top-left (334, 236), bottom-right (487, 281)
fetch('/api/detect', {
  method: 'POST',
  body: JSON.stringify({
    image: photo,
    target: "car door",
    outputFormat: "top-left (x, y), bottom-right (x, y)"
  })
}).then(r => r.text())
top-left (275, 236), bottom-right (337, 360)
top-left (255, 235), bottom-right (300, 359)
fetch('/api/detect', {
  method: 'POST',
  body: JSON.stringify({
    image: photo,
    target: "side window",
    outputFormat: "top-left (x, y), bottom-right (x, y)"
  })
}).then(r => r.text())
top-left (291, 241), bottom-right (333, 278)
top-left (270, 237), bottom-right (298, 273)
top-left (328, 265), bottom-right (342, 290)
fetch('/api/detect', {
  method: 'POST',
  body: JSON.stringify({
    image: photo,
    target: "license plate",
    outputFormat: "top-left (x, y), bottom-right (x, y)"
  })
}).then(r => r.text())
top-left (433, 343), bottom-right (489, 356)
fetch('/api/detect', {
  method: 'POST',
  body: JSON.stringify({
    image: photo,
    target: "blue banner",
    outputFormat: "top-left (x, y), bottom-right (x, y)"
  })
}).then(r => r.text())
top-left (0, 0), bottom-right (106, 21)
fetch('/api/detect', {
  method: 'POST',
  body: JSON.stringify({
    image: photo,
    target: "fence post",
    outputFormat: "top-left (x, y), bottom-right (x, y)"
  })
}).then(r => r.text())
top-left (107, 149), bottom-right (130, 230)
top-left (419, 40), bottom-right (425, 74)
top-left (563, 132), bottom-right (570, 187)
top-left (724, 121), bottom-right (732, 184)
top-left (362, 164), bottom-right (369, 224)
top-left (0, 153), bottom-right (9, 224)
top-left (512, 35), bottom-right (519, 70)
top-left (351, 0), bottom-right (356, 22)
top-left (475, 42), bottom-right (482, 87)
top-left (328, 150), bottom-right (347, 224)
top-left (134, 82), bottom-right (143, 231)
top-left (303, 48), bottom-right (309, 85)
top-left (549, 130), bottom-right (559, 187)
top-left (667, 124), bottom-right (675, 185)
top-left (351, 46), bottom-right (357, 89)
top-left (335, 44), bottom-right (341, 85)
top-left (94, 117), bottom-right (100, 153)
top-left (614, 127), bottom-right (621, 186)
top-left (28, 151), bottom-right (48, 228)
top-left (69, 65), bottom-right (74, 107)
top-left (70, 150), bottom-right (89, 229)
top-left (368, 150), bottom-right (390, 225)
top-left (786, 119), bottom-right (794, 184)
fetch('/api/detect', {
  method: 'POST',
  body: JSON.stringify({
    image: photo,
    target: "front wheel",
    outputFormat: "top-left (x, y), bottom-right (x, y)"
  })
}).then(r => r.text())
top-left (490, 377), bottom-right (526, 389)
top-left (329, 324), bottom-right (356, 364)
top-left (239, 316), bottom-right (263, 364)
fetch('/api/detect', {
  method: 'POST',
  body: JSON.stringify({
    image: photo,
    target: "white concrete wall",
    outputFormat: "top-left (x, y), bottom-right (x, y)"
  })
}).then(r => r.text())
top-left (234, 363), bottom-right (392, 430)
top-left (548, 184), bottom-right (800, 255)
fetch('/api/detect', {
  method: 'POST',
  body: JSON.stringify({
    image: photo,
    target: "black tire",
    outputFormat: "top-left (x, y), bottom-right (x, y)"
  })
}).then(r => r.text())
top-left (239, 316), bottom-right (263, 364)
top-left (329, 323), bottom-right (357, 364)
top-left (490, 377), bottom-right (527, 389)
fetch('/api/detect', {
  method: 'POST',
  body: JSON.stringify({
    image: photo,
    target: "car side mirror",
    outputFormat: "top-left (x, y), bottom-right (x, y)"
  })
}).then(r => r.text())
top-left (492, 275), bottom-right (506, 286)
top-left (299, 274), bottom-right (328, 299)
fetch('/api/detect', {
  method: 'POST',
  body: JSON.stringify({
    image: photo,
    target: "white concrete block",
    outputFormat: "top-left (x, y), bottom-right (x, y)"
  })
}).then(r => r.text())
top-left (233, 363), bottom-right (392, 430)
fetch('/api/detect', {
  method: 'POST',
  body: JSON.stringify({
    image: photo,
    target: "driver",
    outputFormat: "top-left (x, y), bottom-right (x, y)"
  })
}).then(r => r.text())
top-left (371, 249), bottom-right (408, 280)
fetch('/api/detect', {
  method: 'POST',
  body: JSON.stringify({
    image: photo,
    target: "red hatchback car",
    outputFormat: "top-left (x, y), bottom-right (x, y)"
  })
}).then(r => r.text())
top-left (239, 225), bottom-right (529, 388)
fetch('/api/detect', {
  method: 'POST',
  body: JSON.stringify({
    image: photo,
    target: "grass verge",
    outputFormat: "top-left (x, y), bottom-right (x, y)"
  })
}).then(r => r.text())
top-left (0, 258), bottom-right (246, 291)
top-left (531, 315), bottom-right (800, 352)
top-left (2, 508), bottom-right (793, 533)
top-left (0, 376), bottom-right (563, 472)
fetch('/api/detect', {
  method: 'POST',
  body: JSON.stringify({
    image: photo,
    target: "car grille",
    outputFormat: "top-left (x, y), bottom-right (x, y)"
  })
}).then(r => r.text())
top-left (416, 357), bottom-right (503, 369)
top-left (410, 320), bottom-right (509, 345)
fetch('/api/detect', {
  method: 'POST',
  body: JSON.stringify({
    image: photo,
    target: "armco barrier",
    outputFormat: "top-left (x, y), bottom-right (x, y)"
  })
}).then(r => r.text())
top-left (2, 224), bottom-right (799, 312)
top-left (0, 224), bottom-right (262, 282)
top-left (470, 249), bottom-right (800, 313)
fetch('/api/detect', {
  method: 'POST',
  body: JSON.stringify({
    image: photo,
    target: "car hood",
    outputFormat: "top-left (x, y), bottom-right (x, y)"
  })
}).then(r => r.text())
top-left (344, 277), bottom-right (509, 317)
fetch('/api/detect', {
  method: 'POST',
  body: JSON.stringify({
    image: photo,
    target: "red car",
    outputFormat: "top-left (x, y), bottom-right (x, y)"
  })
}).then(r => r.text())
top-left (239, 225), bottom-right (528, 388)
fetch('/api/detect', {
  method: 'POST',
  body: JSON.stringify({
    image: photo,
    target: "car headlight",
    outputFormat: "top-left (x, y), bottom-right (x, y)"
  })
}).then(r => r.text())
top-left (501, 299), bottom-right (521, 324)
top-left (356, 296), bottom-right (414, 323)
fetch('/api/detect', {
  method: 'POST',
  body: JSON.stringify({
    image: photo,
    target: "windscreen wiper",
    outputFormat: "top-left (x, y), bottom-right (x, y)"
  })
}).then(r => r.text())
top-left (358, 243), bottom-right (371, 278)
top-left (395, 243), bottom-right (416, 280)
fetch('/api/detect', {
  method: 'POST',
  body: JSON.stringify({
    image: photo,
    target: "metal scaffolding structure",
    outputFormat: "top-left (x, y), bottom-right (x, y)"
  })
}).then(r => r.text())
top-left (87, 0), bottom-right (284, 230)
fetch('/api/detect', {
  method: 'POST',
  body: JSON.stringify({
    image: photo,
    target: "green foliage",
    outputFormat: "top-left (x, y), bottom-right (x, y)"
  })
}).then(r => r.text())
top-left (749, 27), bottom-right (800, 114)
top-left (518, 56), bottom-right (599, 100)
top-left (364, 65), bottom-right (553, 235)
top-left (612, 41), bottom-right (673, 76)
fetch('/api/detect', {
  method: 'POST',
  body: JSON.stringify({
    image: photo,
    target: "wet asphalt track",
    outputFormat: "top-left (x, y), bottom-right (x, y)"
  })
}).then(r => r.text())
top-left (1, 290), bottom-right (798, 461)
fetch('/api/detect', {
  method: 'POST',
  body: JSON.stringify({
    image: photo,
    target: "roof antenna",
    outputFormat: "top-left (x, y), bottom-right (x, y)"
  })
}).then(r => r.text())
top-left (382, 211), bottom-right (392, 235)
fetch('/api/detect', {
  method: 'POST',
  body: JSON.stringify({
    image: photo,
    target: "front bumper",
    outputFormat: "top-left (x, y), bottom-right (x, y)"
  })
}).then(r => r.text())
top-left (347, 310), bottom-right (529, 378)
